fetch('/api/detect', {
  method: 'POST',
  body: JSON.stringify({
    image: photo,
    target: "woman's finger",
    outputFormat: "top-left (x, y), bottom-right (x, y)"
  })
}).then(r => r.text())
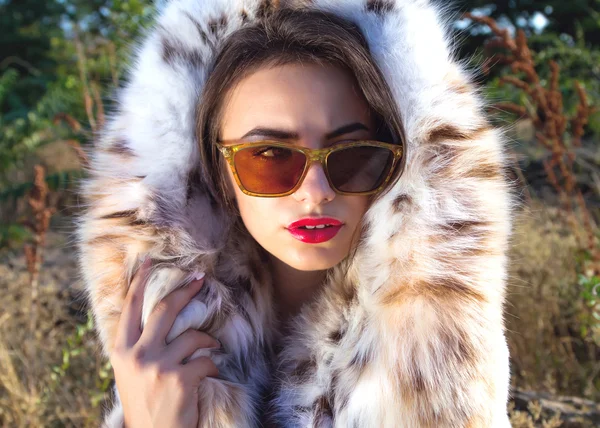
top-left (138, 275), bottom-right (205, 348)
top-left (113, 257), bottom-right (152, 351)
top-left (178, 356), bottom-right (219, 386)
top-left (163, 329), bottom-right (220, 365)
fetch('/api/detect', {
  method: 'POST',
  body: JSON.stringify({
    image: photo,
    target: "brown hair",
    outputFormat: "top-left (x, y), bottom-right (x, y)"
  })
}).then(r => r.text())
top-left (196, 6), bottom-right (406, 215)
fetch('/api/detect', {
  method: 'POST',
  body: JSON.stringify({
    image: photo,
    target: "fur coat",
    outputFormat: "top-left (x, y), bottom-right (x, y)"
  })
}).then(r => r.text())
top-left (75, 0), bottom-right (515, 426)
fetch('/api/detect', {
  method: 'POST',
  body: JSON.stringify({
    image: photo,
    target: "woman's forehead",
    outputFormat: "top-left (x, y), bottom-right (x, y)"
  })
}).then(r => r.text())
top-left (219, 63), bottom-right (375, 143)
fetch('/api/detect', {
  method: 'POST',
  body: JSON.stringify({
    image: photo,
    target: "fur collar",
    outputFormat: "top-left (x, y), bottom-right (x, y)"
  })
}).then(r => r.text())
top-left (76, 1), bottom-right (515, 426)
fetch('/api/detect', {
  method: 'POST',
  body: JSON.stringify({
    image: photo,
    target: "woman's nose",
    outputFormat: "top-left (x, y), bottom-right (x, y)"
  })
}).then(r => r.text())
top-left (292, 161), bottom-right (336, 204)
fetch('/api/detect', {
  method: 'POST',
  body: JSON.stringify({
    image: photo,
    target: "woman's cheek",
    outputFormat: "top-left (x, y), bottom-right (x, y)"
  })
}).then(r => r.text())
top-left (237, 196), bottom-right (278, 242)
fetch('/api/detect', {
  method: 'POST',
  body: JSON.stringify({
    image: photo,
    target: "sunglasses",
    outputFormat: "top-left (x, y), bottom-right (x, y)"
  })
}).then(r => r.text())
top-left (215, 139), bottom-right (404, 197)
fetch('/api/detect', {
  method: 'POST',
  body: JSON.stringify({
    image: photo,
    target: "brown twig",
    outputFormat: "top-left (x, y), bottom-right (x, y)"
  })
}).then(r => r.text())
top-left (21, 165), bottom-right (57, 410)
top-left (73, 25), bottom-right (97, 132)
top-left (52, 115), bottom-right (90, 167)
top-left (506, 148), bottom-right (533, 204)
top-left (65, 139), bottom-right (90, 168)
top-left (107, 41), bottom-right (119, 87)
top-left (53, 113), bottom-right (82, 134)
top-left (0, 56), bottom-right (42, 76)
top-left (23, 165), bottom-right (57, 333)
top-left (91, 81), bottom-right (105, 129)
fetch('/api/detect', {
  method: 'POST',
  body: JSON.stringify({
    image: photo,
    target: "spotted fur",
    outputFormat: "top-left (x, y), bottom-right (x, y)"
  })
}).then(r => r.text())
top-left (75, 0), bottom-right (515, 427)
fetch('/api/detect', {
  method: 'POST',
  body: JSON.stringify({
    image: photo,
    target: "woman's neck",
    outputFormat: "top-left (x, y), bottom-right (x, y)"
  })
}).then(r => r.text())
top-left (269, 255), bottom-right (327, 324)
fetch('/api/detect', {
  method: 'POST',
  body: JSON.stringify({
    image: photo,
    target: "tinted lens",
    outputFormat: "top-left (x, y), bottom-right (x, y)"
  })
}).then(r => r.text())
top-left (234, 145), bottom-right (306, 194)
top-left (327, 145), bottom-right (394, 193)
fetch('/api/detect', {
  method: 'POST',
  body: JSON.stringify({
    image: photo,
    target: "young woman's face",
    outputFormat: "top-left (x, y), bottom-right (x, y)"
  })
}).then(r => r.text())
top-left (219, 63), bottom-right (375, 271)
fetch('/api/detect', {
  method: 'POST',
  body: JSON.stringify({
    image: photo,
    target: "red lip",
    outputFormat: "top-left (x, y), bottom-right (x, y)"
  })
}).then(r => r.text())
top-left (287, 217), bottom-right (343, 229)
top-left (286, 217), bottom-right (343, 244)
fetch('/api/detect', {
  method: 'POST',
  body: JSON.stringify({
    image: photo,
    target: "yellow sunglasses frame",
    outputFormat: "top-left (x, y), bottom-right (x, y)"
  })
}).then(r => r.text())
top-left (215, 139), bottom-right (404, 197)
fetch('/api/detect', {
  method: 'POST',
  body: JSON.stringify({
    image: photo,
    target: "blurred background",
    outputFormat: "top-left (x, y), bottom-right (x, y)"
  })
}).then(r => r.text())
top-left (1, 0), bottom-right (599, 426)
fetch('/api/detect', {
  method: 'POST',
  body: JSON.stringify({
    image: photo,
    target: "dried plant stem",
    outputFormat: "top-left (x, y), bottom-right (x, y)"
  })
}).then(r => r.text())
top-left (73, 25), bottom-right (97, 132)
top-left (65, 139), bottom-right (90, 168)
top-left (52, 115), bottom-right (90, 168)
top-left (465, 12), bottom-right (599, 267)
top-left (506, 148), bottom-right (533, 204)
top-left (22, 165), bottom-right (56, 414)
top-left (107, 41), bottom-right (119, 87)
top-left (60, 25), bottom-right (105, 151)
top-left (91, 81), bottom-right (105, 129)
top-left (24, 166), bottom-right (53, 330)
top-left (53, 112), bottom-right (82, 134)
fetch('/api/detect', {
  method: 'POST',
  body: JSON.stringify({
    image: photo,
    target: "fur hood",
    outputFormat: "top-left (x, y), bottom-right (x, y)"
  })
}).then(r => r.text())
top-left (75, 0), bottom-right (515, 426)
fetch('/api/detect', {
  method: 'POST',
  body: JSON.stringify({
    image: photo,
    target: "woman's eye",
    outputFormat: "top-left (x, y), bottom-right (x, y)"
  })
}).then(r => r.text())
top-left (254, 147), bottom-right (290, 158)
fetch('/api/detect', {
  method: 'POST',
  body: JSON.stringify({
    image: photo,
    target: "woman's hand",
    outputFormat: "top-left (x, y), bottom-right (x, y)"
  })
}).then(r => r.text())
top-left (110, 258), bottom-right (220, 428)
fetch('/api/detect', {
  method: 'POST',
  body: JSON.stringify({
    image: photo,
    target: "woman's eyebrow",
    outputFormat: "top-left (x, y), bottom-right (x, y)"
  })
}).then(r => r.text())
top-left (326, 122), bottom-right (370, 139)
top-left (241, 127), bottom-right (297, 140)
top-left (240, 122), bottom-right (370, 140)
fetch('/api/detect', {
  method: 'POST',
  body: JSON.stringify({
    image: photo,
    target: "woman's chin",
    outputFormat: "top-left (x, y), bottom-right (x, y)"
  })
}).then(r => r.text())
top-left (281, 248), bottom-right (346, 272)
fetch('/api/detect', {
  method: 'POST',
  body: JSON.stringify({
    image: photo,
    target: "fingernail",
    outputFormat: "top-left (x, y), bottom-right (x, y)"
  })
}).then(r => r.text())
top-left (194, 271), bottom-right (205, 281)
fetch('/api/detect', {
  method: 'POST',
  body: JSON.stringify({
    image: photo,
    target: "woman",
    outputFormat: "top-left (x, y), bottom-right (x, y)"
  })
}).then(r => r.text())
top-left (76, 1), bottom-right (514, 427)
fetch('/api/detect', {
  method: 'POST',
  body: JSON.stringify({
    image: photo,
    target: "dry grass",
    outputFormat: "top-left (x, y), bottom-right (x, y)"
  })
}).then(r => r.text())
top-left (507, 200), bottom-right (600, 401)
top-left (508, 400), bottom-right (564, 428)
top-left (0, 230), bottom-right (109, 427)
